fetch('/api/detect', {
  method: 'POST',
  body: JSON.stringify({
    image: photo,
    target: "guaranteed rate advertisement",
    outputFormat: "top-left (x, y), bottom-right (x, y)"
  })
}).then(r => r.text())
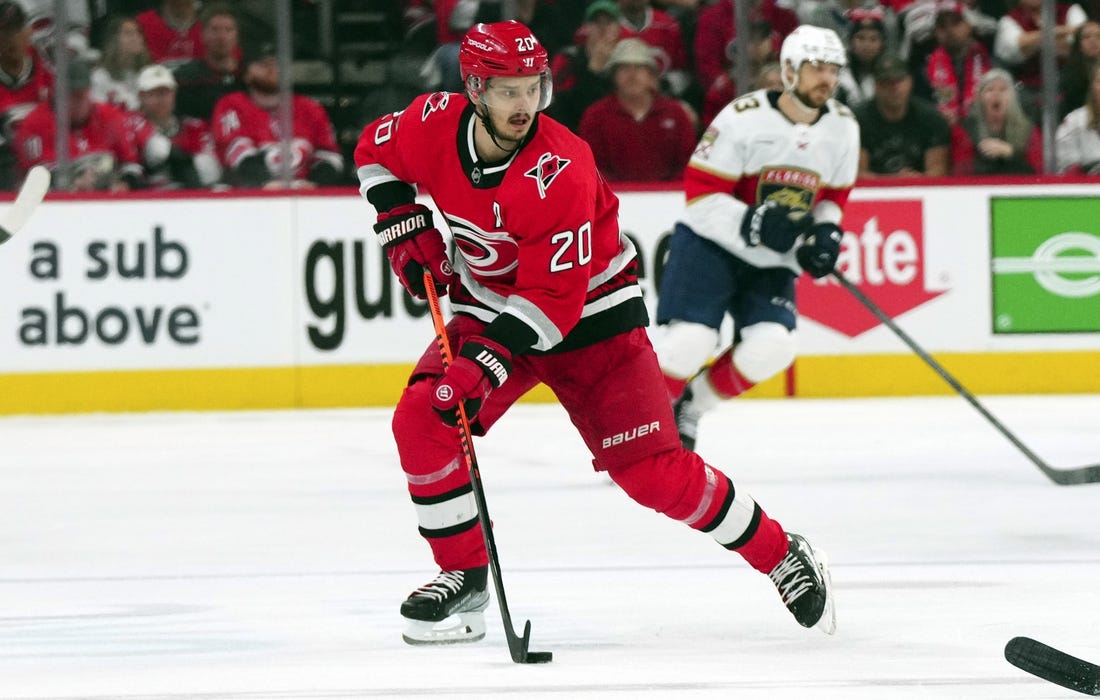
top-left (1, 184), bottom-right (1099, 412)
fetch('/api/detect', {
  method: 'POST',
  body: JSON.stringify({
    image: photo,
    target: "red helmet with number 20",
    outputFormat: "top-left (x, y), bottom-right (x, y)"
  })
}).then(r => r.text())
top-left (459, 21), bottom-right (552, 112)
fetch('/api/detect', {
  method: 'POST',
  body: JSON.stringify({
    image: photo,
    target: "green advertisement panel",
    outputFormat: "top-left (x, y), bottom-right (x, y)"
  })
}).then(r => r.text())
top-left (990, 197), bottom-right (1100, 333)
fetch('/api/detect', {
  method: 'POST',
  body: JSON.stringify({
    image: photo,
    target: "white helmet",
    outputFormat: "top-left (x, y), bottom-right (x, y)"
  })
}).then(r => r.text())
top-left (780, 25), bottom-right (847, 92)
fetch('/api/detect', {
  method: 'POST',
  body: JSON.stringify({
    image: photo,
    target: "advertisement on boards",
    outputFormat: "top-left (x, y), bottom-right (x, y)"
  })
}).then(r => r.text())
top-left (990, 197), bottom-right (1100, 333)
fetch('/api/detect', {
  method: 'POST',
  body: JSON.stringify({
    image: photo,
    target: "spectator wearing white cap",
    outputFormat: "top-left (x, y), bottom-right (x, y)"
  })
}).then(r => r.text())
top-left (578, 37), bottom-right (696, 182)
top-left (129, 62), bottom-right (220, 188)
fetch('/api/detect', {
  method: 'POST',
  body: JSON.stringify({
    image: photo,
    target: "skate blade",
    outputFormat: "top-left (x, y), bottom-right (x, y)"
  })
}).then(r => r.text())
top-left (402, 611), bottom-right (487, 646)
top-left (811, 544), bottom-right (837, 636)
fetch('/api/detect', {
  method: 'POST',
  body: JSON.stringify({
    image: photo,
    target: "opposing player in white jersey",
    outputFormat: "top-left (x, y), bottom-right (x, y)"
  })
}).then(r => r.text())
top-left (654, 25), bottom-right (859, 450)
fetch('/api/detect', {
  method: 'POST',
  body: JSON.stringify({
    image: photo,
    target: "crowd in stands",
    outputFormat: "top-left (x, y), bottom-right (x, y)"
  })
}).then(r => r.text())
top-left (2, 0), bottom-right (1100, 194)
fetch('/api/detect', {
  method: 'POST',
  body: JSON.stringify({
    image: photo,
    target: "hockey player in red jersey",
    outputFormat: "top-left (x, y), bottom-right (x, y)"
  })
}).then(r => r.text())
top-left (354, 20), bottom-right (836, 646)
top-left (654, 25), bottom-right (860, 451)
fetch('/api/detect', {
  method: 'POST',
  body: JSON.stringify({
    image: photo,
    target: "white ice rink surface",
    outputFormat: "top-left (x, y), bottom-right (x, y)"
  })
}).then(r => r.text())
top-left (2, 395), bottom-right (1099, 699)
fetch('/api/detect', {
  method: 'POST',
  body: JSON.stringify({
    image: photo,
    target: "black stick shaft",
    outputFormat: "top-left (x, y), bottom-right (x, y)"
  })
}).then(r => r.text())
top-left (832, 271), bottom-right (1100, 486)
top-left (423, 273), bottom-right (552, 663)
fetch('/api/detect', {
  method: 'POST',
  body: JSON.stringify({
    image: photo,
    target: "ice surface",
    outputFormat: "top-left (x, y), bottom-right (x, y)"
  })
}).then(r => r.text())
top-left (1, 395), bottom-right (1098, 699)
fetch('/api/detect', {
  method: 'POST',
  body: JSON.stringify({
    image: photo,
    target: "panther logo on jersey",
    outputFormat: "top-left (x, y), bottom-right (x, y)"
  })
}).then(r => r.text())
top-left (524, 152), bottom-right (570, 199)
top-left (421, 92), bottom-right (451, 121)
top-left (757, 167), bottom-right (819, 212)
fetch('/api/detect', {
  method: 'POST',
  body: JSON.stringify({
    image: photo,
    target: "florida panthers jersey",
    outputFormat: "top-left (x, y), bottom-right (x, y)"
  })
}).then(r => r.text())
top-left (355, 92), bottom-right (647, 353)
top-left (682, 89), bottom-right (859, 272)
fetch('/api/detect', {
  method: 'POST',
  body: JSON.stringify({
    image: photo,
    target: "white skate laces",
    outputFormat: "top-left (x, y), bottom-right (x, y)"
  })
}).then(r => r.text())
top-left (400, 568), bottom-right (490, 645)
top-left (768, 533), bottom-right (837, 635)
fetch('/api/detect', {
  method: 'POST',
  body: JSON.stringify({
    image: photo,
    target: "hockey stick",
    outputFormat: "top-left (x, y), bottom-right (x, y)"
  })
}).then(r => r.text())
top-left (831, 271), bottom-right (1100, 486)
top-left (0, 166), bottom-right (50, 246)
top-left (423, 272), bottom-right (553, 665)
top-left (1006, 636), bottom-right (1100, 695)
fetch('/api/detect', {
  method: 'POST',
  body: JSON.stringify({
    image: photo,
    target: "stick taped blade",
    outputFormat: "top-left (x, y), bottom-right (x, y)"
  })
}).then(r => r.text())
top-left (2, 165), bottom-right (50, 236)
top-left (1005, 636), bottom-right (1100, 696)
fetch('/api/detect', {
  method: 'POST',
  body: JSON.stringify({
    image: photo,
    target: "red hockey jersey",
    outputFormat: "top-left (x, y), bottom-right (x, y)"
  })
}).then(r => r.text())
top-left (135, 9), bottom-right (203, 66)
top-left (354, 92), bottom-right (647, 353)
top-left (15, 100), bottom-right (141, 184)
top-left (0, 52), bottom-right (52, 148)
top-left (212, 91), bottom-right (343, 181)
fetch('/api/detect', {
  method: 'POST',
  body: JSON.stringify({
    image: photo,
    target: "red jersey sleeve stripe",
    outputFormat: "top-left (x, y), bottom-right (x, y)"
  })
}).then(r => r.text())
top-left (684, 163), bottom-right (737, 203)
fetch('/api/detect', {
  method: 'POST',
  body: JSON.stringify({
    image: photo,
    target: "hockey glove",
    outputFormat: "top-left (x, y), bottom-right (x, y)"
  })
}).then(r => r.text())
top-left (740, 201), bottom-right (812, 253)
top-left (430, 336), bottom-right (512, 426)
top-left (796, 222), bottom-right (843, 279)
top-left (374, 203), bottom-right (456, 299)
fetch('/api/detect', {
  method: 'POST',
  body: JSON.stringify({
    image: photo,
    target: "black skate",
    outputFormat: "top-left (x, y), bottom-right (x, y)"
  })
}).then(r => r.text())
top-left (673, 387), bottom-right (702, 451)
top-left (767, 533), bottom-right (836, 635)
top-left (401, 567), bottom-right (490, 645)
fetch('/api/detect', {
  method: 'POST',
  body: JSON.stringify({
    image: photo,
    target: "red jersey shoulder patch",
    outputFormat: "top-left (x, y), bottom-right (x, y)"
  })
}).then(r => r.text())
top-left (524, 152), bottom-right (571, 199)
top-left (421, 92), bottom-right (452, 121)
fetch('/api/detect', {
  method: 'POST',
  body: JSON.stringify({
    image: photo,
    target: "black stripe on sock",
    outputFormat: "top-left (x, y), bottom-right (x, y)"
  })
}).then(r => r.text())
top-left (722, 502), bottom-right (763, 550)
top-left (410, 482), bottom-right (473, 506)
top-left (419, 516), bottom-right (479, 540)
top-left (700, 477), bottom-right (735, 533)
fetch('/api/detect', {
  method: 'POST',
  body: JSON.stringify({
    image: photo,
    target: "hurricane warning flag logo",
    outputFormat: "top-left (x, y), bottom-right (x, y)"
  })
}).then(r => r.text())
top-left (524, 152), bottom-right (570, 199)
top-left (421, 92), bottom-right (450, 120)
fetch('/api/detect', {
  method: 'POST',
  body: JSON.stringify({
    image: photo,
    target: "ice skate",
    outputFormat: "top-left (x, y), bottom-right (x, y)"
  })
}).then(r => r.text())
top-left (768, 532), bottom-right (836, 635)
top-left (672, 386), bottom-right (703, 451)
top-left (401, 567), bottom-right (490, 645)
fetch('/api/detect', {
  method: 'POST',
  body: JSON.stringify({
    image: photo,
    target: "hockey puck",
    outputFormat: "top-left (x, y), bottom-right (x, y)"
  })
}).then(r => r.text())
top-left (524, 651), bottom-right (553, 664)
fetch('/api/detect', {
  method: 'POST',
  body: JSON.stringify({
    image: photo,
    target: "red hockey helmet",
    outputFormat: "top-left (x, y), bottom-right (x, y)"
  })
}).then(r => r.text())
top-left (459, 21), bottom-right (552, 111)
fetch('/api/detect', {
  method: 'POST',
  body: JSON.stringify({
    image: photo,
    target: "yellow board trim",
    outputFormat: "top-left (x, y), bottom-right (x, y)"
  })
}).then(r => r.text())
top-left (1, 351), bottom-right (1097, 415)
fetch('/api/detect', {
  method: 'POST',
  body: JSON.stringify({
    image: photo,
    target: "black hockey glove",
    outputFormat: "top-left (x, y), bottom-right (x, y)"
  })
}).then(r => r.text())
top-left (430, 336), bottom-right (512, 426)
top-left (374, 203), bottom-right (455, 299)
top-left (796, 222), bottom-right (843, 279)
top-left (740, 201), bottom-right (812, 253)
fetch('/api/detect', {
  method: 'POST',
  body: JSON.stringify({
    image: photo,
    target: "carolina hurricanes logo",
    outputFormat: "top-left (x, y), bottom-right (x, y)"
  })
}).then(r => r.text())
top-left (524, 152), bottom-right (571, 200)
top-left (446, 214), bottom-right (519, 277)
top-left (422, 92), bottom-right (450, 120)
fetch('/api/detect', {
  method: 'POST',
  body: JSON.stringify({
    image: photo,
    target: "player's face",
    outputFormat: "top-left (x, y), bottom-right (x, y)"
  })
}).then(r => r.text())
top-left (794, 60), bottom-right (840, 109)
top-left (480, 75), bottom-right (543, 143)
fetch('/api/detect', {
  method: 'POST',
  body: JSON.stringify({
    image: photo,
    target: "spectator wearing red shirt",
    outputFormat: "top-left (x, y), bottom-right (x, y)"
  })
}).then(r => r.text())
top-left (579, 38), bottom-right (696, 182)
top-left (694, 0), bottom-right (797, 96)
top-left (15, 59), bottom-right (143, 191)
top-left (547, 0), bottom-right (621, 132)
top-left (700, 19), bottom-right (777, 127)
top-left (926, 1), bottom-right (991, 127)
top-left (136, 0), bottom-right (204, 68)
top-left (211, 43), bottom-right (343, 189)
top-left (616, 0), bottom-right (690, 95)
top-left (0, 0), bottom-right (51, 191)
top-left (951, 68), bottom-right (1042, 175)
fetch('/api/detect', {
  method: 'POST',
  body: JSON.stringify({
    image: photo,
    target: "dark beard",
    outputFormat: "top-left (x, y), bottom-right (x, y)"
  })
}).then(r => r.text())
top-left (247, 76), bottom-right (279, 95)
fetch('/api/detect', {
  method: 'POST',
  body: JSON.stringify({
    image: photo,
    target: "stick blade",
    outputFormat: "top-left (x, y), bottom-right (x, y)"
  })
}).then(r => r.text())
top-left (1006, 636), bottom-right (1100, 695)
top-left (0, 165), bottom-right (50, 240)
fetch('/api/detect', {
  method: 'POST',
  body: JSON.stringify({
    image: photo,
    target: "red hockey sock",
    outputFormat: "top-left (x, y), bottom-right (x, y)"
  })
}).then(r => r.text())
top-left (705, 348), bottom-right (755, 399)
top-left (663, 373), bottom-right (689, 401)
